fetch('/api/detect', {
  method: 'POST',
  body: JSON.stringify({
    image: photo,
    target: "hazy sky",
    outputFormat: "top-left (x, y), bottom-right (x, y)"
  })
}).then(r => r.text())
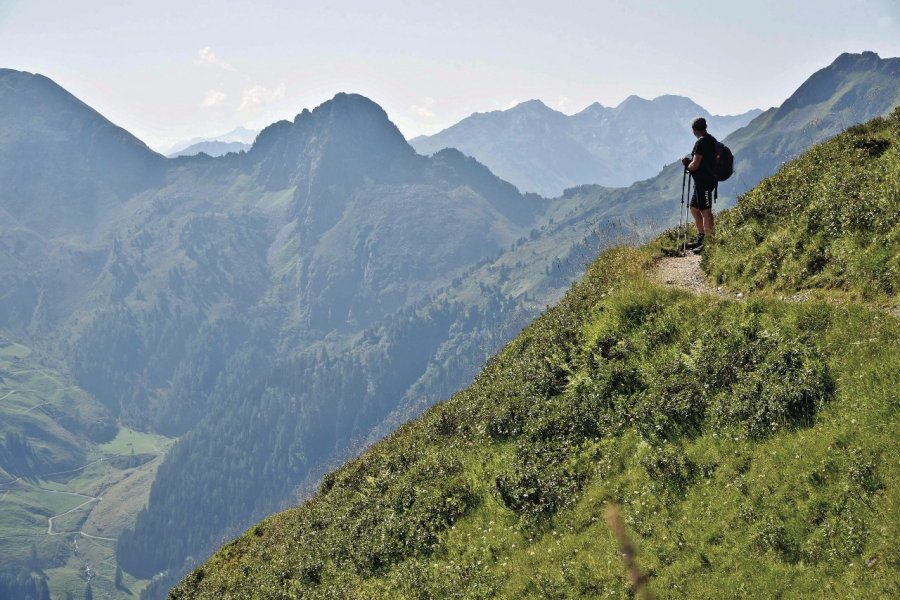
top-left (1, 0), bottom-right (898, 150)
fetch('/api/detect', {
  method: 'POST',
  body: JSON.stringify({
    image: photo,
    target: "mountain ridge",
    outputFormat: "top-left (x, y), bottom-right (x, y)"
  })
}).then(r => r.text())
top-left (716, 51), bottom-right (900, 198)
top-left (0, 69), bottom-right (166, 238)
top-left (162, 125), bottom-right (258, 156)
top-left (167, 140), bottom-right (250, 158)
top-left (411, 94), bottom-right (762, 196)
top-left (0, 79), bottom-right (552, 596)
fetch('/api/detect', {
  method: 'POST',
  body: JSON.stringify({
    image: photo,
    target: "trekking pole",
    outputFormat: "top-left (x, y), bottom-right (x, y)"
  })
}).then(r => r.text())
top-left (683, 170), bottom-right (692, 256)
top-left (685, 174), bottom-right (693, 256)
top-left (680, 168), bottom-right (687, 254)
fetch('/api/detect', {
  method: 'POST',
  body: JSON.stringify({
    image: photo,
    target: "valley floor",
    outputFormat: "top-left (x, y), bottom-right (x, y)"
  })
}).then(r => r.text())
top-left (0, 348), bottom-right (175, 600)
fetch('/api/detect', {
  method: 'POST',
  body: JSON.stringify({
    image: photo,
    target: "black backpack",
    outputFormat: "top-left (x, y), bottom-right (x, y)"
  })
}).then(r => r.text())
top-left (715, 141), bottom-right (734, 182)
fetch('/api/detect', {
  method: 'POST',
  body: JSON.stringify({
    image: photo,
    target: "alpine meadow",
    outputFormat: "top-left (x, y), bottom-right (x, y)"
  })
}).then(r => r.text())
top-left (0, 7), bottom-right (898, 596)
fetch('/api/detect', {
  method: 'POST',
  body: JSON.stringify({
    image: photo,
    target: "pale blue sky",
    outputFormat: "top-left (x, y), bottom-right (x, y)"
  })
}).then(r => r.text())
top-left (1, 0), bottom-right (897, 150)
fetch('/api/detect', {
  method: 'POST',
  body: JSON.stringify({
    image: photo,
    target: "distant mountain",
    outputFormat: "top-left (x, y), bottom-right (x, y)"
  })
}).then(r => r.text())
top-left (718, 50), bottom-right (900, 196)
top-left (0, 69), bottom-right (165, 237)
top-left (167, 140), bottom-right (250, 158)
top-left (411, 96), bottom-right (762, 196)
top-left (162, 125), bottom-right (258, 156)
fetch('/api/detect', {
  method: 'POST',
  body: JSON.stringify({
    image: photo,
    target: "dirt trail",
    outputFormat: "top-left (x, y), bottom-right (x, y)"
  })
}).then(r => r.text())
top-left (651, 254), bottom-right (741, 299)
top-left (651, 254), bottom-right (900, 317)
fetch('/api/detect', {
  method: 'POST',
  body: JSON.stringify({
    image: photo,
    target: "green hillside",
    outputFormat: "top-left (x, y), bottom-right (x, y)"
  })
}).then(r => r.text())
top-left (707, 108), bottom-right (900, 307)
top-left (172, 112), bottom-right (899, 598)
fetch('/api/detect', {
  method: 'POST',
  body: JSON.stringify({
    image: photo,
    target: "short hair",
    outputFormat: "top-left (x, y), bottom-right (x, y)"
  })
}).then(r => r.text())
top-left (692, 117), bottom-right (708, 131)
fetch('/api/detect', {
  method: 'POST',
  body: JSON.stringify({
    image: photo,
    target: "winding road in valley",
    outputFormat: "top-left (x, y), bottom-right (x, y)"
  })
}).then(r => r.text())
top-left (0, 457), bottom-right (121, 542)
top-left (44, 490), bottom-right (102, 535)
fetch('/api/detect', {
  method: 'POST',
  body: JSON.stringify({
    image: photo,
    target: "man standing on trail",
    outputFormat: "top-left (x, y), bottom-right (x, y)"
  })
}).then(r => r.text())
top-left (681, 117), bottom-right (717, 252)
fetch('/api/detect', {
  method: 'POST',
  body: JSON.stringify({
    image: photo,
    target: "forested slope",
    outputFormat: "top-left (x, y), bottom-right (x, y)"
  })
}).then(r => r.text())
top-left (173, 111), bottom-right (899, 599)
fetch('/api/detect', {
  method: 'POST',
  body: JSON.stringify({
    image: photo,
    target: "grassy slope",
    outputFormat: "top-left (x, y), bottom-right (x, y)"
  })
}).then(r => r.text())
top-left (706, 107), bottom-right (900, 307)
top-left (172, 117), bottom-right (898, 598)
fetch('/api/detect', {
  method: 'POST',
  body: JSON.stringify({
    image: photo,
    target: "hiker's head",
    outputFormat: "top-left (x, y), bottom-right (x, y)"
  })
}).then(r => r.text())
top-left (691, 117), bottom-right (707, 137)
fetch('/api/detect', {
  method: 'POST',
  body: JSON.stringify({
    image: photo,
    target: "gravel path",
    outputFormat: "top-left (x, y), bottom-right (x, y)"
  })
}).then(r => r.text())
top-left (651, 255), bottom-right (899, 317)
top-left (652, 254), bottom-right (721, 296)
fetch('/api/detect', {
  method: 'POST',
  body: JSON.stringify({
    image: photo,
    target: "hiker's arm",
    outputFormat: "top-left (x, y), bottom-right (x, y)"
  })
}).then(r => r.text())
top-left (687, 153), bottom-right (703, 172)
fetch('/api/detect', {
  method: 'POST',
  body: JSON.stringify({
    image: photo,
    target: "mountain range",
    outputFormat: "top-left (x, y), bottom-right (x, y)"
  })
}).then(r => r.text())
top-left (161, 126), bottom-right (258, 157)
top-left (411, 95), bottom-right (762, 196)
top-left (0, 52), bottom-right (898, 600)
top-left (167, 140), bottom-right (250, 158)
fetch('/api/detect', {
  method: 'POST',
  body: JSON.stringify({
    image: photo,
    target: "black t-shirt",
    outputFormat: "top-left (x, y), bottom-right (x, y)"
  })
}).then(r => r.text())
top-left (691, 133), bottom-right (718, 189)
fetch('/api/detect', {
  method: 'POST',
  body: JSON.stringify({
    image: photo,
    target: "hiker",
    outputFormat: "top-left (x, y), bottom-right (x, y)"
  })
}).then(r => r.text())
top-left (680, 117), bottom-right (717, 252)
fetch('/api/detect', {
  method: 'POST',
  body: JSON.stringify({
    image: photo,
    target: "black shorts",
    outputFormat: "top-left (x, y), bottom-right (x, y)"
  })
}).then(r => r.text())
top-left (690, 187), bottom-right (713, 210)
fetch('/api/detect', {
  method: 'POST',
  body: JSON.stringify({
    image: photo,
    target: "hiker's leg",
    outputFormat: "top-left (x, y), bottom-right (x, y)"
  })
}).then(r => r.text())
top-left (701, 208), bottom-right (714, 235)
top-left (690, 207), bottom-right (703, 232)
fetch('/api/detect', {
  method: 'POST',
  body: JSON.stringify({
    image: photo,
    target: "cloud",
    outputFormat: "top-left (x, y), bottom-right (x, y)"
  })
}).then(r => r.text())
top-left (410, 105), bottom-right (435, 118)
top-left (410, 97), bottom-right (437, 118)
top-left (201, 90), bottom-right (227, 107)
top-left (557, 95), bottom-right (571, 112)
top-left (194, 47), bottom-right (233, 70)
top-left (240, 83), bottom-right (286, 110)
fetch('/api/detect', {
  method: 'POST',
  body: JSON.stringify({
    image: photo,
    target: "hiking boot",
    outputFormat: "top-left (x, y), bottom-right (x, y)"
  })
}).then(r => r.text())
top-left (684, 233), bottom-right (705, 250)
